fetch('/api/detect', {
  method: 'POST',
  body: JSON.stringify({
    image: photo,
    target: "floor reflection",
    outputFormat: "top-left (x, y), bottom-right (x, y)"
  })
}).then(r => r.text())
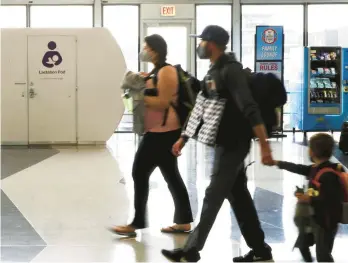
top-left (2, 132), bottom-right (347, 262)
top-left (106, 133), bottom-right (348, 262)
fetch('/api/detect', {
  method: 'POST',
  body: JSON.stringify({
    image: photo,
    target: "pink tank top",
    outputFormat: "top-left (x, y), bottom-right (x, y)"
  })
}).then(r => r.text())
top-left (144, 91), bottom-right (180, 133)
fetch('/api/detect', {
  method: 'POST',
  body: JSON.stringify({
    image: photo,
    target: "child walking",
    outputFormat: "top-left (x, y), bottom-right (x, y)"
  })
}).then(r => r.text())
top-left (273, 133), bottom-right (344, 262)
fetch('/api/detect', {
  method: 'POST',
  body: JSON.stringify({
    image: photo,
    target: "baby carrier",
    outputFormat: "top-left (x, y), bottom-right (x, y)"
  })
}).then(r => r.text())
top-left (121, 71), bottom-right (146, 135)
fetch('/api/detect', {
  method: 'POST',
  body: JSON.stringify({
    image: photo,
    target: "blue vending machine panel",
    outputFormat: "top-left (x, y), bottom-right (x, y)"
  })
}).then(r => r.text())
top-left (302, 47), bottom-right (345, 131)
top-left (342, 48), bottom-right (348, 117)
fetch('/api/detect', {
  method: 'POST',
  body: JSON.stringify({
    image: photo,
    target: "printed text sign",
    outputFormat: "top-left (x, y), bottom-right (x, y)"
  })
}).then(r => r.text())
top-left (255, 62), bottom-right (282, 79)
top-left (161, 6), bottom-right (176, 16)
top-left (256, 26), bottom-right (283, 61)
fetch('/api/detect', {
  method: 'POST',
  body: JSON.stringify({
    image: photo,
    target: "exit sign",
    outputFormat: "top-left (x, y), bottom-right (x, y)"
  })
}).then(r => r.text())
top-left (161, 5), bottom-right (176, 17)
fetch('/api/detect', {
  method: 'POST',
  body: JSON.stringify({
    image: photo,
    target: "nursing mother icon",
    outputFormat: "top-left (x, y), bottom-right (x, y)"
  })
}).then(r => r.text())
top-left (42, 41), bottom-right (63, 68)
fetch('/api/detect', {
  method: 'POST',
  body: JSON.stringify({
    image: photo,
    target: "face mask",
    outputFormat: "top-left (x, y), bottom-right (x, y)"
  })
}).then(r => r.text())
top-left (197, 44), bottom-right (211, 59)
top-left (139, 50), bottom-right (152, 62)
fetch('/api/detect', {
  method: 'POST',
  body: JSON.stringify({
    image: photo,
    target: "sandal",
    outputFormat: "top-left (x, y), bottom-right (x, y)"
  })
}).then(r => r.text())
top-left (161, 225), bottom-right (192, 234)
top-left (108, 225), bottom-right (137, 237)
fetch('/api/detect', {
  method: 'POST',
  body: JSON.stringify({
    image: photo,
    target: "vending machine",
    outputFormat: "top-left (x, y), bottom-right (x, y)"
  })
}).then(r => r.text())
top-left (296, 47), bottom-right (348, 133)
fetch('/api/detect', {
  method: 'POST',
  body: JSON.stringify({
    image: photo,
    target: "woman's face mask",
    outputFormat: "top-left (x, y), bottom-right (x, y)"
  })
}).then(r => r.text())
top-left (139, 50), bottom-right (153, 62)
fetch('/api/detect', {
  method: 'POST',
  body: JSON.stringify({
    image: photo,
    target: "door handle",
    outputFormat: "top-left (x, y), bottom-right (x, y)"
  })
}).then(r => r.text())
top-left (29, 88), bottom-right (37, 98)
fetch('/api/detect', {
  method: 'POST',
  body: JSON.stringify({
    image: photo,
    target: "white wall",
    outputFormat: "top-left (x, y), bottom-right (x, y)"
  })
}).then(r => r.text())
top-left (1, 29), bottom-right (28, 144)
top-left (1, 28), bottom-right (126, 145)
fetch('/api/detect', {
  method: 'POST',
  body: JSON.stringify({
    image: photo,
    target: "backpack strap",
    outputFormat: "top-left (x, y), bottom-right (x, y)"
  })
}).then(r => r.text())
top-left (312, 166), bottom-right (348, 202)
top-left (218, 64), bottom-right (251, 94)
top-left (312, 167), bottom-right (339, 188)
top-left (143, 68), bottom-right (156, 82)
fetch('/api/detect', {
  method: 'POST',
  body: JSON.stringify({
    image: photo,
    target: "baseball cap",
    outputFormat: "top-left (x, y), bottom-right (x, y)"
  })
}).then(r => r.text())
top-left (190, 25), bottom-right (230, 46)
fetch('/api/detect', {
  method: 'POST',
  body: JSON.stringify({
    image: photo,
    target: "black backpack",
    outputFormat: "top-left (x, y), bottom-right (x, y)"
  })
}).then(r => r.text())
top-left (246, 70), bottom-right (287, 136)
top-left (220, 64), bottom-right (287, 136)
top-left (150, 64), bottom-right (201, 128)
top-left (172, 65), bottom-right (201, 127)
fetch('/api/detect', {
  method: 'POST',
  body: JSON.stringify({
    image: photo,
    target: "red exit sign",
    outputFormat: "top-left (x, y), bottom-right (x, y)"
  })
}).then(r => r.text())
top-left (161, 5), bottom-right (176, 17)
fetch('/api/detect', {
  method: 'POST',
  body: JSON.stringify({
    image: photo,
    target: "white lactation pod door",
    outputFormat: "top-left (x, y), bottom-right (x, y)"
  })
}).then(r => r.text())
top-left (28, 36), bottom-right (77, 144)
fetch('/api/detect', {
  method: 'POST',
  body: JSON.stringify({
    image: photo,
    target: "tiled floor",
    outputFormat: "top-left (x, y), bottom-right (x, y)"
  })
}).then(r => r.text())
top-left (1, 133), bottom-right (348, 262)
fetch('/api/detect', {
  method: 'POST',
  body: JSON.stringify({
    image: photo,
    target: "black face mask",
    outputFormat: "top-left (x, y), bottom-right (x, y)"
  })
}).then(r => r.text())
top-left (196, 44), bottom-right (211, 59)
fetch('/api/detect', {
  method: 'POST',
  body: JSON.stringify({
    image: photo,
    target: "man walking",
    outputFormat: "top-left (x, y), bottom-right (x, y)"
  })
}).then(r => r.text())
top-left (161, 25), bottom-right (274, 262)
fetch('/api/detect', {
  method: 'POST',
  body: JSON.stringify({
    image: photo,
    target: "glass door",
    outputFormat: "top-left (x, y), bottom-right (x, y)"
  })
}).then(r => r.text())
top-left (141, 21), bottom-right (193, 74)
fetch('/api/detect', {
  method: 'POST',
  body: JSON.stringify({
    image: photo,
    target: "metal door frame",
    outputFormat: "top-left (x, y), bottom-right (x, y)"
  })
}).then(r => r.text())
top-left (140, 19), bottom-right (195, 75)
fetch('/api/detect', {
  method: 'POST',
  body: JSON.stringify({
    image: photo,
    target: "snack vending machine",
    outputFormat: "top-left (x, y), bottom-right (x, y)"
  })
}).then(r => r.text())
top-left (300, 46), bottom-right (348, 132)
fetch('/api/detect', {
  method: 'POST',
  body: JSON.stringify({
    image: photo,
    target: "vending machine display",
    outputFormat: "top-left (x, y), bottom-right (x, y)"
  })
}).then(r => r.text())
top-left (343, 48), bottom-right (348, 95)
top-left (308, 47), bottom-right (341, 115)
top-left (287, 47), bottom-right (348, 132)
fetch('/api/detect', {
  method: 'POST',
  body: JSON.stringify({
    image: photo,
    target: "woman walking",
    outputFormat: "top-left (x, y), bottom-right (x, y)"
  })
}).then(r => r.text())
top-left (110, 34), bottom-right (193, 237)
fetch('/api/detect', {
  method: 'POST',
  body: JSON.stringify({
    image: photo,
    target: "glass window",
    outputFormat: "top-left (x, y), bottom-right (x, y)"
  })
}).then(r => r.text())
top-left (196, 5), bottom-right (232, 80)
top-left (0, 5), bottom-right (27, 28)
top-left (308, 4), bottom-right (348, 46)
top-left (103, 5), bottom-right (139, 132)
top-left (241, 5), bottom-right (304, 131)
top-left (30, 6), bottom-right (93, 28)
top-left (146, 25), bottom-right (188, 72)
top-left (103, 5), bottom-right (139, 72)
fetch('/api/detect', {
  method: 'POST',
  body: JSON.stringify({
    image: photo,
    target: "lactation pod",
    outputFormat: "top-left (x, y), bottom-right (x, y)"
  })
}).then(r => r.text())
top-left (1, 28), bottom-right (126, 145)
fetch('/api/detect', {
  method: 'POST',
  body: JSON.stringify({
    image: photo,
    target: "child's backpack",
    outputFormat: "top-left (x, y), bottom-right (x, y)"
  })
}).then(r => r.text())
top-left (245, 70), bottom-right (287, 136)
top-left (312, 167), bottom-right (348, 224)
top-left (150, 64), bottom-right (201, 129)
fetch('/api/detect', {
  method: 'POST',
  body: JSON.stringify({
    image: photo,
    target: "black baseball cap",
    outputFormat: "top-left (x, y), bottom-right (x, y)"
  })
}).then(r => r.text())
top-left (190, 25), bottom-right (229, 46)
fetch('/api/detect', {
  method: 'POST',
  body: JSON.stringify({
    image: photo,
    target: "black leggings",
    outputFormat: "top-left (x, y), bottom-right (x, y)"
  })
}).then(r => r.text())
top-left (131, 129), bottom-right (193, 228)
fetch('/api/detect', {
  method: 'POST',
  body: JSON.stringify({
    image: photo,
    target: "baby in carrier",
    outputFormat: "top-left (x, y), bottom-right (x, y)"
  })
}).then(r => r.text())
top-left (121, 71), bottom-right (147, 135)
top-left (272, 133), bottom-right (345, 262)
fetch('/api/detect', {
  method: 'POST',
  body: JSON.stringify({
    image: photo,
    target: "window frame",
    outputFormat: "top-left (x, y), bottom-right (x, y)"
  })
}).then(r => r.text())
top-left (240, 3), bottom-right (306, 132)
top-left (194, 3), bottom-right (233, 78)
top-left (101, 3), bottom-right (141, 73)
top-left (102, 3), bottom-right (141, 133)
top-left (240, 3), bottom-right (307, 63)
top-left (28, 4), bottom-right (95, 27)
top-left (0, 4), bottom-right (29, 27)
top-left (307, 3), bottom-right (348, 48)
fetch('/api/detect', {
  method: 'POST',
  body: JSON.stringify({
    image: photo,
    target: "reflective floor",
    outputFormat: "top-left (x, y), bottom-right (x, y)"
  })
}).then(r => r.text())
top-left (1, 133), bottom-right (348, 262)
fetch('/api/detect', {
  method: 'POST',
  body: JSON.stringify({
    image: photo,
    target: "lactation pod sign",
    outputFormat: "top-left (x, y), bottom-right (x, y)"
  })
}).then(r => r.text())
top-left (28, 35), bottom-right (77, 143)
top-left (254, 26), bottom-right (285, 133)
